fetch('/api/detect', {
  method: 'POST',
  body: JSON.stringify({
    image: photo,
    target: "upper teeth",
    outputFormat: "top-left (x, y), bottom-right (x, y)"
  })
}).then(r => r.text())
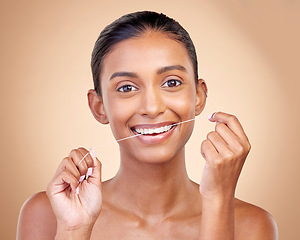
top-left (135, 125), bottom-right (173, 135)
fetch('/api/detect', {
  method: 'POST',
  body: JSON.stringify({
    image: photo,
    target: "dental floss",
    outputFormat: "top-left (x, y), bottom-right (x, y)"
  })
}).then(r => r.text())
top-left (79, 117), bottom-right (197, 164)
top-left (115, 117), bottom-right (196, 143)
top-left (77, 152), bottom-right (89, 167)
top-left (76, 117), bottom-right (197, 194)
top-left (77, 117), bottom-right (197, 168)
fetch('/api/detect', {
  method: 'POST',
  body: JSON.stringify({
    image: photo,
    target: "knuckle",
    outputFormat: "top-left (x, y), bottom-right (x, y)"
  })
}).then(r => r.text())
top-left (69, 149), bottom-right (78, 156)
top-left (246, 142), bottom-right (251, 152)
top-left (201, 139), bottom-right (211, 148)
top-left (207, 131), bottom-right (216, 139)
top-left (235, 141), bottom-right (251, 157)
top-left (235, 144), bottom-right (244, 155)
top-left (213, 157), bottom-right (224, 166)
top-left (64, 157), bottom-right (76, 169)
top-left (78, 147), bottom-right (88, 153)
top-left (62, 157), bottom-right (69, 165)
top-left (215, 122), bottom-right (225, 131)
top-left (65, 157), bottom-right (72, 164)
top-left (223, 151), bottom-right (235, 162)
top-left (59, 157), bottom-right (71, 170)
top-left (229, 114), bottom-right (238, 122)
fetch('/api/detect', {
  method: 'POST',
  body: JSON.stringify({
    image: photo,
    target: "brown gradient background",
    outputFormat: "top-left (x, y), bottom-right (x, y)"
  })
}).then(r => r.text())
top-left (1, 0), bottom-right (299, 239)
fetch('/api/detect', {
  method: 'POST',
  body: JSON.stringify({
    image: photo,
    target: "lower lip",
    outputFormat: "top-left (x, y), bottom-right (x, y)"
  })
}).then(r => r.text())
top-left (132, 126), bottom-right (176, 145)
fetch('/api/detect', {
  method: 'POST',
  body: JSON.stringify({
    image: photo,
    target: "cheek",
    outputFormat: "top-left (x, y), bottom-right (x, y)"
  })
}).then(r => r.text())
top-left (166, 89), bottom-right (196, 117)
top-left (104, 94), bottom-right (138, 133)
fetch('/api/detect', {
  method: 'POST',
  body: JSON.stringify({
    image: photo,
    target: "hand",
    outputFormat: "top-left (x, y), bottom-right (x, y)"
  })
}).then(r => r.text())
top-left (200, 112), bottom-right (251, 202)
top-left (46, 147), bottom-right (102, 232)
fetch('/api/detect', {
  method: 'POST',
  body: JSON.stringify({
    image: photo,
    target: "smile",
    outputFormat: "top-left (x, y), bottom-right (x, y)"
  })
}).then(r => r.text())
top-left (129, 122), bottom-right (177, 144)
top-left (133, 125), bottom-right (174, 135)
top-left (130, 121), bottom-right (177, 135)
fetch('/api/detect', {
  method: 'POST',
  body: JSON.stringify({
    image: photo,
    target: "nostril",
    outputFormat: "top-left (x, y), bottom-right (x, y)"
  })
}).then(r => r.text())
top-left (139, 95), bottom-right (166, 118)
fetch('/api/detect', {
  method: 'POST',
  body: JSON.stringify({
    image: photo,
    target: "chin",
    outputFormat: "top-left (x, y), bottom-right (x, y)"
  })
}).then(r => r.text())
top-left (120, 144), bottom-right (185, 165)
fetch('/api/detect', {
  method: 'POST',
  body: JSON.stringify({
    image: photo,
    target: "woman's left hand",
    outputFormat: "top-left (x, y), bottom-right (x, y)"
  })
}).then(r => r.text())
top-left (200, 112), bottom-right (251, 202)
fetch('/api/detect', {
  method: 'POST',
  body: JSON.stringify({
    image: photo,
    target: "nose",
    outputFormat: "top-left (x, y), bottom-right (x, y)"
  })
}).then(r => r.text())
top-left (138, 87), bottom-right (166, 118)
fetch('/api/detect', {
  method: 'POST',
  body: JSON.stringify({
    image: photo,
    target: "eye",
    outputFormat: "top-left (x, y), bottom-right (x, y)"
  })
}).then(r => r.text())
top-left (162, 79), bottom-right (182, 88)
top-left (117, 85), bottom-right (138, 92)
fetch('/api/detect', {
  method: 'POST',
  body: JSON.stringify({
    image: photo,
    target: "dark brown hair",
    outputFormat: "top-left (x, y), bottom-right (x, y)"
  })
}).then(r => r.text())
top-left (91, 11), bottom-right (198, 95)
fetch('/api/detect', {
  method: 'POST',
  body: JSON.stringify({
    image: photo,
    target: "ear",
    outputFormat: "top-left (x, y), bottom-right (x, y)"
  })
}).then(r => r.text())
top-left (87, 89), bottom-right (109, 124)
top-left (195, 79), bottom-right (208, 116)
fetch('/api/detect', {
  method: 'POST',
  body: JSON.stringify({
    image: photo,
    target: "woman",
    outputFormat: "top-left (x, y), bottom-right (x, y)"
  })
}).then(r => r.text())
top-left (17, 11), bottom-right (278, 239)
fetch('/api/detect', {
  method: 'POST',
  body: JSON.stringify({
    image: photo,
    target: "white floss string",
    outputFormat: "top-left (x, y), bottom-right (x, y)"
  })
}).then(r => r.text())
top-left (77, 117), bottom-right (197, 166)
top-left (76, 117), bottom-right (197, 194)
top-left (77, 152), bottom-right (89, 167)
top-left (115, 117), bottom-right (196, 143)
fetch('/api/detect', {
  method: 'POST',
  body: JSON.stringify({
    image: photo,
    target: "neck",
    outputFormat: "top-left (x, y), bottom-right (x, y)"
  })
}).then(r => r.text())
top-left (105, 148), bottom-right (199, 222)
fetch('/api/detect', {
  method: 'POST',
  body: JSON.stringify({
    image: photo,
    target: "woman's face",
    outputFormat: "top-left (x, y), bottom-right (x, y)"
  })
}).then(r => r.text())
top-left (97, 32), bottom-right (205, 163)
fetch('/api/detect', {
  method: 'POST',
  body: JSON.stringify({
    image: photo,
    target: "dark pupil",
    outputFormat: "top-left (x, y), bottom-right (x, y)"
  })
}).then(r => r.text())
top-left (123, 85), bottom-right (132, 92)
top-left (168, 80), bottom-right (177, 87)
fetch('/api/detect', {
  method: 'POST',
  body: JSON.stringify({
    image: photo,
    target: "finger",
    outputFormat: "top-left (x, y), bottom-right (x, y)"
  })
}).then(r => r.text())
top-left (201, 139), bottom-right (219, 162)
top-left (78, 147), bottom-right (95, 180)
top-left (215, 122), bottom-right (250, 154)
top-left (77, 147), bottom-right (93, 167)
top-left (68, 148), bottom-right (89, 176)
top-left (56, 157), bottom-right (81, 180)
top-left (208, 112), bottom-right (249, 143)
top-left (206, 130), bottom-right (232, 155)
top-left (88, 148), bottom-right (102, 188)
top-left (47, 168), bottom-right (79, 195)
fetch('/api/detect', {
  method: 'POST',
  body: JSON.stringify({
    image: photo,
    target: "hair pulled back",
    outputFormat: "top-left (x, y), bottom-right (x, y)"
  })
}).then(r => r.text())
top-left (91, 11), bottom-right (198, 95)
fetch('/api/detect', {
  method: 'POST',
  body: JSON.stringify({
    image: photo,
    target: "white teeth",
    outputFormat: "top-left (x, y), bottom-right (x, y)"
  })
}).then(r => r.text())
top-left (148, 129), bottom-right (154, 134)
top-left (144, 129), bottom-right (150, 134)
top-left (134, 125), bottom-right (173, 135)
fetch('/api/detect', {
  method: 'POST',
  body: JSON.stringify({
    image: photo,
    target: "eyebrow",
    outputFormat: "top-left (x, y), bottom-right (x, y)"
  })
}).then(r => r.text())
top-left (109, 65), bottom-right (187, 81)
top-left (109, 72), bottom-right (138, 80)
top-left (156, 65), bottom-right (187, 75)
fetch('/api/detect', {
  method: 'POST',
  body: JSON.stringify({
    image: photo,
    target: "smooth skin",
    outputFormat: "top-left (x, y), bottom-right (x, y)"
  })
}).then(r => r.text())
top-left (17, 32), bottom-right (278, 240)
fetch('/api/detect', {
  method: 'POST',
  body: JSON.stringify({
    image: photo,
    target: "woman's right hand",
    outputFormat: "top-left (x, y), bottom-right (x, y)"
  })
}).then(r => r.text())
top-left (46, 147), bottom-right (102, 236)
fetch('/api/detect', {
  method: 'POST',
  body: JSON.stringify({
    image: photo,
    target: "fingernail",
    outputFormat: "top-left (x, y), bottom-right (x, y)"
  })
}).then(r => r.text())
top-left (208, 113), bottom-right (214, 119)
top-left (76, 186), bottom-right (79, 195)
top-left (79, 175), bottom-right (85, 182)
top-left (89, 147), bottom-right (97, 158)
top-left (86, 167), bottom-right (93, 177)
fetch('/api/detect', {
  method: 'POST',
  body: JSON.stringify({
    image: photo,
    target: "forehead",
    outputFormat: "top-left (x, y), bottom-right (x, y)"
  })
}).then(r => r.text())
top-left (101, 32), bottom-right (194, 79)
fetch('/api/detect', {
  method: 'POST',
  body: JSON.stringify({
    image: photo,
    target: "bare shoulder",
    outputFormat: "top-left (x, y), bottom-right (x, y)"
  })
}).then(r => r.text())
top-left (17, 191), bottom-right (57, 240)
top-left (234, 198), bottom-right (278, 240)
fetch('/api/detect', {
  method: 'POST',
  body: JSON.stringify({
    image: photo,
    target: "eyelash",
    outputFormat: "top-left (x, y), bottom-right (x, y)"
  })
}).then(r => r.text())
top-left (162, 79), bottom-right (183, 88)
top-left (117, 79), bottom-right (182, 93)
top-left (117, 85), bottom-right (138, 92)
